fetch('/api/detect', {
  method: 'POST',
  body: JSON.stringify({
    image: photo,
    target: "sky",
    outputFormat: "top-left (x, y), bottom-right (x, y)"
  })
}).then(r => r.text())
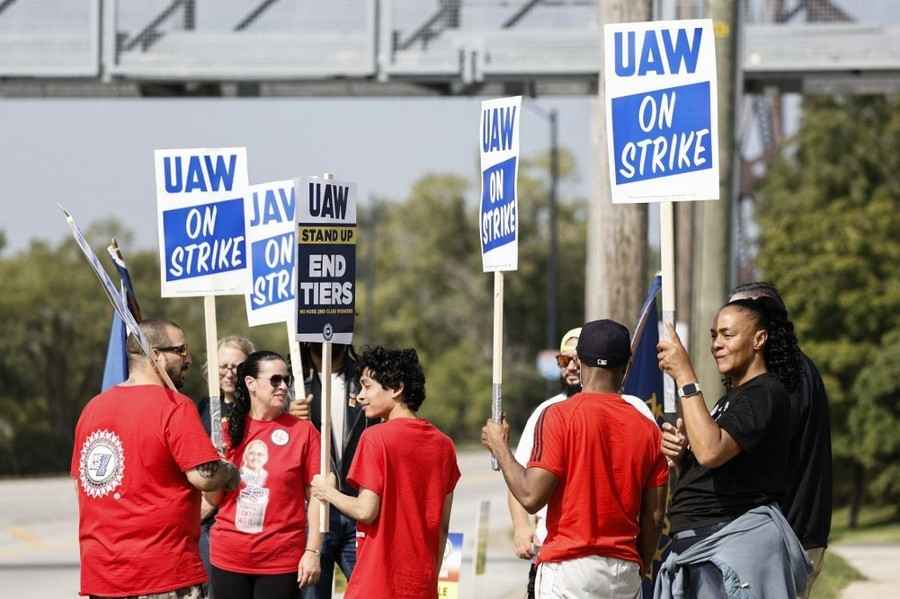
top-left (1, 97), bottom-right (594, 254)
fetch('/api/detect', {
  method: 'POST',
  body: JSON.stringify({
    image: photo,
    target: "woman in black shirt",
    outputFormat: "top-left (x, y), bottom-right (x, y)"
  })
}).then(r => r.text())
top-left (656, 297), bottom-right (802, 596)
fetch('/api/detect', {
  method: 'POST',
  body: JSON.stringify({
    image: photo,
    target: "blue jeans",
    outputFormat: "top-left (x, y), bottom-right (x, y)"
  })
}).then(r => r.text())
top-left (301, 509), bottom-right (357, 599)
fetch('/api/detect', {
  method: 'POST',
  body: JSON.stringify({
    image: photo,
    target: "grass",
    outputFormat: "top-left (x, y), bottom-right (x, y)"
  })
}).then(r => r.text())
top-left (830, 505), bottom-right (900, 544)
top-left (809, 550), bottom-right (865, 599)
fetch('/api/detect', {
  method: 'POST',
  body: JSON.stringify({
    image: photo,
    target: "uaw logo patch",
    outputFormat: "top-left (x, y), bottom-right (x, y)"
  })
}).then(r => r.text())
top-left (79, 429), bottom-right (125, 498)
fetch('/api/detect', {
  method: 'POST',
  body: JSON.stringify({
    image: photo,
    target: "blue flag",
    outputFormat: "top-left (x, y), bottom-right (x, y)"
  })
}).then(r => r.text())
top-left (100, 241), bottom-right (142, 391)
top-left (621, 275), bottom-right (670, 598)
top-left (623, 274), bottom-right (664, 421)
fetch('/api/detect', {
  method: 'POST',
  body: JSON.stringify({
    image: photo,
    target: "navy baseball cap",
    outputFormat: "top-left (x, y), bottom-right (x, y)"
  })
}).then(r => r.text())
top-left (576, 320), bottom-right (631, 368)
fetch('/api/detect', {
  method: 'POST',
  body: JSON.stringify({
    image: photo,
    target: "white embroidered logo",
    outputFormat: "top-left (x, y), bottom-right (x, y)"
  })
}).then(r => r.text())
top-left (79, 429), bottom-right (125, 498)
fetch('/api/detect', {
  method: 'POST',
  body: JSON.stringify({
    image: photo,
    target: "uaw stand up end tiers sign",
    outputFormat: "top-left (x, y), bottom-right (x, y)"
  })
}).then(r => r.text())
top-left (295, 177), bottom-right (357, 345)
top-left (604, 19), bottom-right (719, 204)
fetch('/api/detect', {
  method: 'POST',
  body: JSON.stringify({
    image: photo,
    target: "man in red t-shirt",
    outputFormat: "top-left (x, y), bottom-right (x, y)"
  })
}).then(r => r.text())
top-left (482, 320), bottom-right (668, 599)
top-left (71, 319), bottom-right (240, 598)
top-left (310, 346), bottom-right (460, 599)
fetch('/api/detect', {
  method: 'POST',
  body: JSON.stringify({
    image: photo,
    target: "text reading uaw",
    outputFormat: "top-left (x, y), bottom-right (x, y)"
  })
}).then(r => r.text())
top-left (300, 181), bottom-right (354, 306)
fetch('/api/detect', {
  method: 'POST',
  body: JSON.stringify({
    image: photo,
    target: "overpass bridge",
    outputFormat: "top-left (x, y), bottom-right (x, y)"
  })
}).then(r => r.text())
top-left (2, 0), bottom-right (899, 97)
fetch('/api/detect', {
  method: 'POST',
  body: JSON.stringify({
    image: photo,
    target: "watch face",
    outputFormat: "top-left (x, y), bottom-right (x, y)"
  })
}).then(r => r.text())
top-left (681, 383), bottom-right (700, 397)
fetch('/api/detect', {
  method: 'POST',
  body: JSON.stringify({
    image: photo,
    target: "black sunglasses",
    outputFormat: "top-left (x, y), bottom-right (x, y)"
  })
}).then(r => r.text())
top-left (155, 344), bottom-right (189, 357)
top-left (260, 374), bottom-right (292, 388)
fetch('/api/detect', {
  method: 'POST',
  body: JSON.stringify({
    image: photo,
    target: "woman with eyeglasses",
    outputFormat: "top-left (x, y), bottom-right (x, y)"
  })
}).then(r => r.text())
top-left (205, 351), bottom-right (323, 599)
top-left (654, 297), bottom-right (810, 598)
top-left (196, 335), bottom-right (256, 591)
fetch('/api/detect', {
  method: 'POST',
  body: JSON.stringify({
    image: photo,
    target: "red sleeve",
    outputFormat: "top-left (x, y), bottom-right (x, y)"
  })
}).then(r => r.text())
top-left (647, 428), bottom-right (669, 487)
top-left (303, 423), bottom-right (321, 485)
top-left (446, 439), bottom-right (461, 495)
top-left (347, 430), bottom-right (385, 496)
top-left (527, 404), bottom-right (566, 479)
top-left (70, 418), bottom-right (82, 479)
top-left (165, 397), bottom-right (219, 472)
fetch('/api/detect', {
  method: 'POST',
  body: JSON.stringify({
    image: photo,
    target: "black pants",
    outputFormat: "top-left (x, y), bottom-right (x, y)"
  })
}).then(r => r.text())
top-left (210, 565), bottom-right (297, 599)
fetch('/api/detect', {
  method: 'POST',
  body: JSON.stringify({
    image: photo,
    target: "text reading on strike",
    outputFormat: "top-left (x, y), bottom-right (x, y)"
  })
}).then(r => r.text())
top-left (163, 199), bottom-right (246, 281)
top-left (612, 82), bottom-right (712, 184)
top-left (480, 157), bottom-right (517, 252)
top-left (250, 233), bottom-right (294, 308)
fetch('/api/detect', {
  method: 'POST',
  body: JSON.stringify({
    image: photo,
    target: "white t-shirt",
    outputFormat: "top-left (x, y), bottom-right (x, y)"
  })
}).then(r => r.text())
top-left (513, 392), bottom-right (656, 545)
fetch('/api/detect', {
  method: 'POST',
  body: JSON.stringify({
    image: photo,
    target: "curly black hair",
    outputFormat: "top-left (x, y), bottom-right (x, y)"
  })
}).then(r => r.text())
top-left (228, 350), bottom-right (285, 448)
top-left (358, 346), bottom-right (426, 411)
top-left (724, 297), bottom-right (801, 393)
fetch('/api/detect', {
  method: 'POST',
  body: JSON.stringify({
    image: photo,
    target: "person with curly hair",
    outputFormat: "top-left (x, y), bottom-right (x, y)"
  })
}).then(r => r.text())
top-left (204, 351), bottom-right (323, 599)
top-left (730, 282), bottom-right (833, 599)
top-left (654, 297), bottom-right (810, 598)
top-left (310, 346), bottom-right (460, 599)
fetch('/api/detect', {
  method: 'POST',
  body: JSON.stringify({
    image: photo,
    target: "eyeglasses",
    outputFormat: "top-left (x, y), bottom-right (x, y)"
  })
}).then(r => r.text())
top-left (556, 354), bottom-right (578, 368)
top-left (219, 364), bottom-right (240, 373)
top-left (261, 374), bottom-right (292, 388)
top-left (155, 344), bottom-right (189, 357)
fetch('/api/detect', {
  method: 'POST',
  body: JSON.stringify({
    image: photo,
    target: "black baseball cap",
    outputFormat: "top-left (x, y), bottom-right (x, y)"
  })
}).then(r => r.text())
top-left (576, 319), bottom-right (631, 368)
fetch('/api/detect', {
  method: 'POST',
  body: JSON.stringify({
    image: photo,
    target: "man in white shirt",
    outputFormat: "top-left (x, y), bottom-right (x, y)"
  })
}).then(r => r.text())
top-left (508, 327), bottom-right (656, 599)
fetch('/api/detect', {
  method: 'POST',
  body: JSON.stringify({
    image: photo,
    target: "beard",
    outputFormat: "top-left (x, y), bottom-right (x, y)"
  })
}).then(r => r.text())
top-left (167, 365), bottom-right (186, 389)
top-left (561, 377), bottom-right (581, 397)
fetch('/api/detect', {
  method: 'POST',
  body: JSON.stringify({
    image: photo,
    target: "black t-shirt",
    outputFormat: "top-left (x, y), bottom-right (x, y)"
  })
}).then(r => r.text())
top-left (194, 396), bottom-right (234, 437)
top-left (782, 353), bottom-right (833, 548)
top-left (669, 372), bottom-right (791, 533)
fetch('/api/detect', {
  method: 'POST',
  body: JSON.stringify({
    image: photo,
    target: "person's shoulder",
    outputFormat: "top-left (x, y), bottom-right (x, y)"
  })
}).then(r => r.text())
top-left (620, 393), bottom-right (657, 423)
top-left (528, 393), bottom-right (568, 419)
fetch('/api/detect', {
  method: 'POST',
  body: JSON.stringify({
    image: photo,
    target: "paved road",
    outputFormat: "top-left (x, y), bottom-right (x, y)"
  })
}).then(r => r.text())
top-left (832, 543), bottom-right (900, 599)
top-left (0, 449), bottom-right (529, 598)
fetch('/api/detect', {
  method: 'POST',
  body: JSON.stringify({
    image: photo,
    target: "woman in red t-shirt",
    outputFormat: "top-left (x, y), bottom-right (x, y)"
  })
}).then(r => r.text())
top-left (205, 350), bottom-right (323, 599)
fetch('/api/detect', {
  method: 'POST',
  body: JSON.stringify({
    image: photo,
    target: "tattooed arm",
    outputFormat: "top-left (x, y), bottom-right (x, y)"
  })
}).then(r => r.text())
top-left (186, 460), bottom-right (240, 492)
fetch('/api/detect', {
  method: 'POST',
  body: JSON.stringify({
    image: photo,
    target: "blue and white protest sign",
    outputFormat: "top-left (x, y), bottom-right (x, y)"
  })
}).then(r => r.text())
top-left (294, 177), bottom-right (357, 344)
top-left (604, 19), bottom-right (719, 203)
top-left (480, 96), bottom-right (521, 272)
top-left (154, 147), bottom-right (250, 296)
top-left (244, 180), bottom-right (297, 327)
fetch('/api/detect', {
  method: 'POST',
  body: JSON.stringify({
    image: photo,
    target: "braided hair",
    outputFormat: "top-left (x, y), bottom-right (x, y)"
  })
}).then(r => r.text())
top-left (723, 297), bottom-right (801, 393)
top-left (227, 350), bottom-right (285, 449)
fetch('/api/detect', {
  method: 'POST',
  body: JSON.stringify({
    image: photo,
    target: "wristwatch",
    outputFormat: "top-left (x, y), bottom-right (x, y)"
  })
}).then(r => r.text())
top-left (678, 382), bottom-right (702, 399)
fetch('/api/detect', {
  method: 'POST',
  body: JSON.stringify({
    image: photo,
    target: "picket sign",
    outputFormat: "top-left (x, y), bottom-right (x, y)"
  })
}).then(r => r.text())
top-left (480, 96), bottom-right (521, 470)
top-left (293, 171), bottom-right (354, 534)
top-left (60, 206), bottom-right (176, 391)
top-left (603, 19), bottom-right (720, 416)
top-left (154, 147), bottom-right (251, 449)
top-left (241, 179), bottom-right (305, 414)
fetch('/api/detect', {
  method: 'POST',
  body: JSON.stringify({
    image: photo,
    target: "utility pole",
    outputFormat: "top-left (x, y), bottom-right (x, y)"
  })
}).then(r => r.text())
top-left (689, 0), bottom-right (740, 402)
top-left (587, 0), bottom-right (652, 326)
top-left (546, 108), bottom-right (559, 352)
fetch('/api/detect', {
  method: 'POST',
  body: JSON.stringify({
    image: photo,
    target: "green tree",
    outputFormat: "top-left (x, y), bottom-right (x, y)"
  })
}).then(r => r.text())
top-left (356, 150), bottom-right (586, 438)
top-left (755, 96), bottom-right (900, 524)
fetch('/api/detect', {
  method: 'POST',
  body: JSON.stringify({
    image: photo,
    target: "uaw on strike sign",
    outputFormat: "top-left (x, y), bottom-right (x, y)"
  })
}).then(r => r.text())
top-left (244, 180), bottom-right (297, 327)
top-left (294, 178), bottom-right (357, 344)
top-left (155, 147), bottom-right (250, 296)
top-left (604, 19), bottom-right (719, 203)
top-left (480, 96), bottom-right (521, 272)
